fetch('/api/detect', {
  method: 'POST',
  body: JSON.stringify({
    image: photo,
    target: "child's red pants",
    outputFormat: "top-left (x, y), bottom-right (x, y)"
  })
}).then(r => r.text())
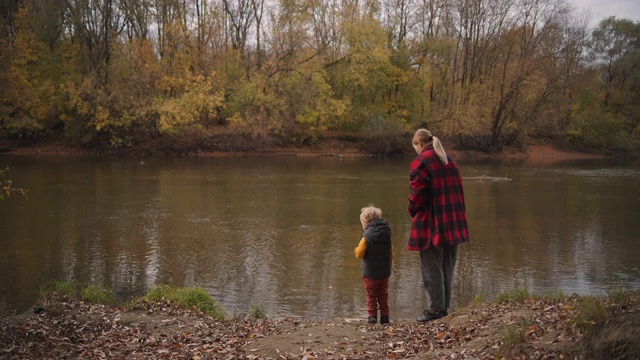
top-left (363, 276), bottom-right (389, 317)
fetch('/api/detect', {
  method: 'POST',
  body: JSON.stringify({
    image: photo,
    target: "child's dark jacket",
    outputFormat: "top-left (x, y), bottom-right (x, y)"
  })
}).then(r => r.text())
top-left (361, 219), bottom-right (392, 279)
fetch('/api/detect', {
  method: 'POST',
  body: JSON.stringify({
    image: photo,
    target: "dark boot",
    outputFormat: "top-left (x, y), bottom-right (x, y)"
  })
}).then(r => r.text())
top-left (380, 316), bottom-right (390, 324)
top-left (416, 309), bottom-right (447, 323)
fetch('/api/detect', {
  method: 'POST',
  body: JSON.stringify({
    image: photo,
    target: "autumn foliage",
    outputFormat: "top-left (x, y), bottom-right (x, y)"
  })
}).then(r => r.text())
top-left (0, 1), bottom-right (639, 154)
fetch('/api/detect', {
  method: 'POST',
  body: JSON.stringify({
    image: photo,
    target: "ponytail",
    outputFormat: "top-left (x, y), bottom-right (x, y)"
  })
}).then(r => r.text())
top-left (432, 136), bottom-right (449, 165)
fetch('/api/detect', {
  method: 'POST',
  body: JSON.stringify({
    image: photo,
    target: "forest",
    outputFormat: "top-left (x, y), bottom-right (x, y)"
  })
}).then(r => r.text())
top-left (0, 0), bottom-right (639, 155)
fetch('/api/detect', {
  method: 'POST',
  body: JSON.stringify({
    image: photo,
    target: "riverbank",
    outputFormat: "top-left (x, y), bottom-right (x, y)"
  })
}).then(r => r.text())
top-left (0, 133), bottom-right (614, 162)
top-left (1, 289), bottom-right (639, 359)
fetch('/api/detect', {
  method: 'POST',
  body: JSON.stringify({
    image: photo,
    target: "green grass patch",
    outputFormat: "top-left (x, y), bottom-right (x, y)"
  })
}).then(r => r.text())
top-left (495, 288), bottom-right (530, 303)
top-left (606, 288), bottom-right (633, 304)
top-left (40, 279), bottom-right (81, 299)
top-left (143, 285), bottom-right (226, 319)
top-left (38, 281), bottom-right (228, 319)
top-left (498, 318), bottom-right (528, 356)
top-left (249, 303), bottom-right (266, 318)
top-left (471, 293), bottom-right (485, 304)
top-left (499, 322), bottom-right (527, 346)
top-left (569, 296), bottom-right (610, 332)
top-left (38, 280), bottom-right (117, 314)
top-left (81, 284), bottom-right (115, 305)
top-left (535, 291), bottom-right (566, 302)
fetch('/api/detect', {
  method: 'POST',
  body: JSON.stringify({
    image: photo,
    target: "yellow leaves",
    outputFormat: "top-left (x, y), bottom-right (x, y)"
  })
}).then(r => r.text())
top-left (298, 72), bottom-right (352, 130)
top-left (156, 74), bottom-right (226, 133)
top-left (8, 6), bottom-right (38, 68)
top-left (342, 16), bottom-right (394, 93)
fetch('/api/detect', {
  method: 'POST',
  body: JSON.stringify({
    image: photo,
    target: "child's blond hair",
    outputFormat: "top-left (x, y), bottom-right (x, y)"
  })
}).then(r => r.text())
top-left (360, 205), bottom-right (382, 225)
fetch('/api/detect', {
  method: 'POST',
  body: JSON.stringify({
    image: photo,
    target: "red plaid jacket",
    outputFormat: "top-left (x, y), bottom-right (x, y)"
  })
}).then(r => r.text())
top-left (407, 145), bottom-right (469, 250)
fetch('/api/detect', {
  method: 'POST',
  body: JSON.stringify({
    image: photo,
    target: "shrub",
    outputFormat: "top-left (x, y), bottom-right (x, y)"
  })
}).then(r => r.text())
top-left (567, 111), bottom-right (633, 151)
top-left (359, 115), bottom-right (407, 156)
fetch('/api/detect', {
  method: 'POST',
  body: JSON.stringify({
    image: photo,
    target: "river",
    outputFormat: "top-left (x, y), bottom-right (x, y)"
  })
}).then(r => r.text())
top-left (1, 154), bottom-right (638, 320)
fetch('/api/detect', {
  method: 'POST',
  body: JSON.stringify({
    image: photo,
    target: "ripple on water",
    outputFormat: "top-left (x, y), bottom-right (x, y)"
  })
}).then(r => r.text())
top-left (464, 175), bottom-right (512, 182)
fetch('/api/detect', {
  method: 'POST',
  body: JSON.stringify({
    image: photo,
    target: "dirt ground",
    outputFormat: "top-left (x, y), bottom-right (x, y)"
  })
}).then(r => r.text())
top-left (2, 290), bottom-right (639, 359)
top-left (239, 293), bottom-right (640, 360)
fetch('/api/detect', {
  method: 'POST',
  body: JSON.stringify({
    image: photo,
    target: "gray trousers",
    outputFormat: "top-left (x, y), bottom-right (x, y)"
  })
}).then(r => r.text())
top-left (420, 244), bottom-right (459, 312)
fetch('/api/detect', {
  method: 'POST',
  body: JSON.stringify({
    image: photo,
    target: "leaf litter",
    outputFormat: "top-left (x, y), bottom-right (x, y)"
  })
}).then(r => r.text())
top-left (2, 291), bottom-right (639, 359)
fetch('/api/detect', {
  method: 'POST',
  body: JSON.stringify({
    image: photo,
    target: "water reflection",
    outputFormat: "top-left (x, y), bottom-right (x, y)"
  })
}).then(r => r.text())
top-left (0, 155), bottom-right (638, 320)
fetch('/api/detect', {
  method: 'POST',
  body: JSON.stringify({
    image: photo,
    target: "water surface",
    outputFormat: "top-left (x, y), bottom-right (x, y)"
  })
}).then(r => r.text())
top-left (1, 155), bottom-right (638, 319)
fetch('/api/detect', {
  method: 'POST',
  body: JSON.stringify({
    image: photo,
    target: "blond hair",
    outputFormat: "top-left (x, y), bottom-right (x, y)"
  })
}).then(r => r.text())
top-left (412, 129), bottom-right (448, 165)
top-left (360, 205), bottom-right (382, 224)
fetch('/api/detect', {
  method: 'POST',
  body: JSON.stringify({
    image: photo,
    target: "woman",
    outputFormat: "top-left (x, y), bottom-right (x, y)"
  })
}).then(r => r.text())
top-left (407, 129), bottom-right (469, 322)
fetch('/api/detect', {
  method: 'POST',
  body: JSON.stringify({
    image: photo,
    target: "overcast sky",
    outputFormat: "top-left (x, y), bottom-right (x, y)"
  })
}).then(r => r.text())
top-left (572, 0), bottom-right (640, 26)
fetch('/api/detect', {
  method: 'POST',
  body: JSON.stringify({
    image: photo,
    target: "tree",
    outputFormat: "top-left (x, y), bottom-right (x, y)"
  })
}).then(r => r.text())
top-left (0, 0), bottom-right (637, 153)
top-left (305, 0), bottom-right (344, 63)
top-left (0, 3), bottom-right (59, 137)
top-left (119, 0), bottom-right (152, 40)
top-left (478, 0), bottom-right (575, 150)
top-left (339, 15), bottom-right (395, 128)
top-left (222, 0), bottom-right (254, 55)
top-left (589, 16), bottom-right (640, 134)
top-left (0, 0), bottom-right (20, 42)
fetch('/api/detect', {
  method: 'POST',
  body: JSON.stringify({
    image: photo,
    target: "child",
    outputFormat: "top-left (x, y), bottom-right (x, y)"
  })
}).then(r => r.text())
top-left (354, 205), bottom-right (393, 324)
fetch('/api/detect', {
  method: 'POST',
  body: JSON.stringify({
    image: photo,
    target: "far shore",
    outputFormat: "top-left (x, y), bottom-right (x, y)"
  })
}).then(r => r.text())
top-left (0, 135), bottom-right (616, 164)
